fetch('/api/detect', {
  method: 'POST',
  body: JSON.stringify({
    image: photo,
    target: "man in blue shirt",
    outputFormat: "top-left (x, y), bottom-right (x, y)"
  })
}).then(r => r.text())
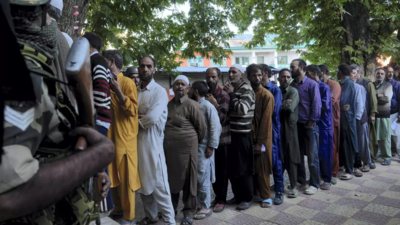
top-left (385, 66), bottom-right (400, 158)
top-left (306, 65), bottom-right (333, 190)
top-left (290, 59), bottom-right (321, 195)
top-left (261, 64), bottom-right (284, 204)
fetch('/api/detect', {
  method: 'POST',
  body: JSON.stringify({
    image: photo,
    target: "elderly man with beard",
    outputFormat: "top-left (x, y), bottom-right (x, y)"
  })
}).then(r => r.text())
top-left (348, 66), bottom-right (370, 178)
top-left (188, 81), bottom-right (221, 220)
top-left (135, 55), bottom-right (176, 225)
top-left (353, 64), bottom-right (379, 170)
top-left (279, 69), bottom-right (301, 198)
top-left (290, 59), bottom-right (321, 195)
top-left (319, 65), bottom-right (342, 184)
top-left (371, 68), bottom-right (393, 165)
top-left (337, 64), bottom-right (358, 180)
top-left (224, 64), bottom-right (255, 210)
top-left (385, 66), bottom-right (400, 158)
top-left (164, 75), bottom-right (206, 225)
top-left (247, 64), bottom-right (274, 208)
top-left (205, 68), bottom-right (231, 213)
top-left (260, 64), bottom-right (284, 204)
top-left (305, 65), bottom-right (333, 190)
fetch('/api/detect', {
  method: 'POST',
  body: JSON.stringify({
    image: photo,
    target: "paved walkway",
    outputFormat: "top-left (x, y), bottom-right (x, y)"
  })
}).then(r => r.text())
top-left (99, 157), bottom-right (400, 225)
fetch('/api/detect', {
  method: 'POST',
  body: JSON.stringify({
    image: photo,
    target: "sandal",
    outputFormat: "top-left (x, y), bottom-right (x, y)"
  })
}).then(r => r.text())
top-left (213, 203), bottom-right (225, 213)
top-left (382, 159), bottom-right (391, 166)
top-left (194, 208), bottom-right (212, 220)
top-left (287, 189), bottom-right (298, 198)
top-left (137, 217), bottom-right (158, 225)
top-left (260, 199), bottom-right (272, 208)
top-left (340, 173), bottom-right (353, 180)
top-left (181, 217), bottom-right (194, 225)
top-left (120, 219), bottom-right (136, 225)
top-left (361, 165), bottom-right (370, 172)
top-left (353, 168), bottom-right (363, 177)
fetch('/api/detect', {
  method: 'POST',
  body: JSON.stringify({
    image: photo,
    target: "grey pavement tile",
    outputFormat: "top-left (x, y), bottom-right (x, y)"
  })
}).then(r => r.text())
top-left (227, 213), bottom-right (265, 225)
top-left (345, 178), bottom-right (367, 186)
top-left (243, 206), bottom-right (280, 220)
top-left (270, 202), bottom-right (294, 212)
top-left (312, 212), bottom-right (348, 225)
top-left (371, 196), bottom-right (400, 208)
top-left (363, 203), bottom-right (400, 217)
top-left (387, 218), bottom-right (400, 225)
top-left (355, 186), bottom-right (386, 195)
top-left (211, 208), bottom-right (241, 221)
top-left (297, 198), bottom-right (330, 211)
top-left (192, 216), bottom-right (222, 225)
top-left (323, 204), bottom-right (360, 218)
top-left (389, 185), bottom-right (400, 192)
top-left (352, 210), bottom-right (392, 225)
top-left (299, 220), bottom-right (327, 225)
top-left (334, 197), bottom-right (370, 209)
top-left (268, 212), bottom-right (306, 225)
top-left (341, 218), bottom-right (374, 225)
top-left (372, 176), bottom-right (398, 184)
top-left (283, 205), bottom-right (319, 220)
top-left (325, 187), bottom-right (352, 196)
top-left (386, 168), bottom-right (400, 175)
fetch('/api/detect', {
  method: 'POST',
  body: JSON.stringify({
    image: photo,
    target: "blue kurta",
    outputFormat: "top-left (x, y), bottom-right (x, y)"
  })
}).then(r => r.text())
top-left (389, 79), bottom-right (400, 115)
top-left (317, 81), bottom-right (333, 182)
top-left (264, 81), bottom-right (283, 193)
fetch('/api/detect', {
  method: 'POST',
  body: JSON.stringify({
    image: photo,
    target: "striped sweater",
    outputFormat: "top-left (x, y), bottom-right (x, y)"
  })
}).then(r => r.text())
top-left (228, 81), bottom-right (255, 133)
top-left (90, 53), bottom-right (112, 128)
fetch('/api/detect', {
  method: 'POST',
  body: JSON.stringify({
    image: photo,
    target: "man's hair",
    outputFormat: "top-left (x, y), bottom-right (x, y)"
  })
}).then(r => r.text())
top-left (385, 66), bottom-right (394, 71)
top-left (139, 55), bottom-right (156, 68)
top-left (246, 63), bottom-right (263, 76)
top-left (260, 64), bottom-right (272, 78)
top-left (279, 68), bottom-right (291, 77)
top-left (102, 49), bottom-right (123, 70)
top-left (351, 64), bottom-right (361, 72)
top-left (375, 67), bottom-right (386, 75)
top-left (293, 59), bottom-right (307, 71)
top-left (394, 66), bottom-right (400, 71)
top-left (206, 67), bottom-right (221, 77)
top-left (338, 64), bottom-right (352, 76)
top-left (318, 65), bottom-right (329, 76)
top-left (306, 65), bottom-right (323, 80)
top-left (83, 32), bottom-right (103, 51)
top-left (191, 81), bottom-right (209, 97)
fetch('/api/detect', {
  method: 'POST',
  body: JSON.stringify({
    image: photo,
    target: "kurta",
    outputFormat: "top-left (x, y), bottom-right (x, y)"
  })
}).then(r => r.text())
top-left (339, 77), bottom-right (358, 153)
top-left (197, 97), bottom-right (222, 208)
top-left (252, 85), bottom-right (274, 200)
top-left (164, 95), bottom-right (206, 196)
top-left (137, 79), bottom-right (169, 195)
top-left (107, 72), bottom-right (140, 220)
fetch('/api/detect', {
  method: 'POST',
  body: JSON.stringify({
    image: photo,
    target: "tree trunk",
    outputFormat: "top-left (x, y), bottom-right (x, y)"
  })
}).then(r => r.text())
top-left (58, 0), bottom-right (90, 39)
top-left (341, 1), bottom-right (379, 81)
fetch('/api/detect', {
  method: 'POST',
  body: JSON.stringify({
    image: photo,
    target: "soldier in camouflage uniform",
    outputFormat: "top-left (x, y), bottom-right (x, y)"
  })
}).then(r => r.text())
top-left (0, 0), bottom-right (115, 224)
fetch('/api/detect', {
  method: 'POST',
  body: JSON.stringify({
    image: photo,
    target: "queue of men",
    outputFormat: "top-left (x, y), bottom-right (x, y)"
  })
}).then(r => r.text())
top-left (3, 0), bottom-right (400, 224)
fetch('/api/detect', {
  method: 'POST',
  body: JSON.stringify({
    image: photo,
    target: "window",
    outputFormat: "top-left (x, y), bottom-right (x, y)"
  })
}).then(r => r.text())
top-left (257, 56), bottom-right (264, 64)
top-left (278, 56), bottom-right (288, 64)
top-left (187, 56), bottom-right (204, 67)
top-left (210, 57), bottom-right (227, 67)
top-left (235, 57), bottom-right (250, 66)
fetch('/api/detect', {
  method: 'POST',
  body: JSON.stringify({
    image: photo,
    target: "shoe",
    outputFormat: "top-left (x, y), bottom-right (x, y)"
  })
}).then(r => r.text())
top-left (120, 219), bottom-right (136, 225)
top-left (304, 186), bottom-right (318, 195)
top-left (274, 192), bottom-right (284, 205)
top-left (320, 182), bottom-right (331, 190)
top-left (370, 162), bottom-right (376, 169)
top-left (236, 201), bottom-right (252, 210)
top-left (381, 159), bottom-right (391, 166)
top-left (361, 164), bottom-right (370, 172)
top-left (287, 189), bottom-right (298, 198)
top-left (339, 166), bottom-right (345, 172)
top-left (331, 177), bottom-right (337, 185)
top-left (340, 173), bottom-right (353, 180)
top-left (353, 168), bottom-right (363, 177)
top-left (227, 197), bottom-right (237, 204)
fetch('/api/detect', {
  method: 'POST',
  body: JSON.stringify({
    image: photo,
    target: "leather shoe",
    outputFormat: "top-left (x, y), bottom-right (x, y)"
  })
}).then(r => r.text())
top-left (236, 201), bottom-right (252, 210)
top-left (274, 192), bottom-right (284, 205)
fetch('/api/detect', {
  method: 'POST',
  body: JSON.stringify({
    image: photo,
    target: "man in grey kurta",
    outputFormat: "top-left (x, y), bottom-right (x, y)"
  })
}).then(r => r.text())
top-left (164, 75), bottom-right (206, 224)
top-left (279, 69), bottom-right (301, 198)
top-left (136, 56), bottom-right (176, 224)
top-left (189, 81), bottom-right (221, 220)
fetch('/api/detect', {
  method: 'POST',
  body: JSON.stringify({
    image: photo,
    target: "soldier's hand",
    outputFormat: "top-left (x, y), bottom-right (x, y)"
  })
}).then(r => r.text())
top-left (110, 76), bottom-right (121, 93)
top-left (205, 94), bottom-right (217, 106)
top-left (370, 116), bottom-right (376, 122)
top-left (224, 83), bottom-right (234, 94)
top-left (70, 127), bottom-right (113, 148)
top-left (254, 144), bottom-right (262, 155)
top-left (342, 104), bottom-right (350, 111)
top-left (205, 147), bottom-right (214, 158)
top-left (99, 172), bottom-right (111, 199)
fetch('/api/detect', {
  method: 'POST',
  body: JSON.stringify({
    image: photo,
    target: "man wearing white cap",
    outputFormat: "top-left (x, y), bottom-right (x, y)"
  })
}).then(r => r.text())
top-left (164, 75), bottom-right (207, 225)
top-left (224, 64), bottom-right (255, 210)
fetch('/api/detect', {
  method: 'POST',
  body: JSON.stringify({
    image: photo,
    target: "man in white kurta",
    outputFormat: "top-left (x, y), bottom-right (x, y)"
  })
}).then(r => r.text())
top-left (136, 56), bottom-right (176, 225)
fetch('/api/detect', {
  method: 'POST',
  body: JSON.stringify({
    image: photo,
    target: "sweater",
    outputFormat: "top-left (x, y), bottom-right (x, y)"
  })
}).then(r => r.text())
top-left (228, 81), bottom-right (255, 133)
top-left (374, 81), bottom-right (393, 118)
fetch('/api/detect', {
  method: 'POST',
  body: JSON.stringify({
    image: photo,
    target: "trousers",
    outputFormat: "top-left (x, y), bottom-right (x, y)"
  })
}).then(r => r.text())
top-left (212, 145), bottom-right (229, 204)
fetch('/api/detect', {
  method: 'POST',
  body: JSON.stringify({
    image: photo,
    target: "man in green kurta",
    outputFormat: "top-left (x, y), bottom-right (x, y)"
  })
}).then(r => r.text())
top-left (279, 69), bottom-right (301, 198)
top-left (164, 75), bottom-right (206, 225)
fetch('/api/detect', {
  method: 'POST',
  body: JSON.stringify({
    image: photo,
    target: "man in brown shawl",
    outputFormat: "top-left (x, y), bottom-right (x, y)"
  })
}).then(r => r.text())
top-left (164, 75), bottom-right (206, 225)
top-left (247, 64), bottom-right (274, 208)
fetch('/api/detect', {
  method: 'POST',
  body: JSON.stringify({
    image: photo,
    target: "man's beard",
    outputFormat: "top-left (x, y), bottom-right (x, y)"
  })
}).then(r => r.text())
top-left (207, 81), bottom-right (217, 90)
top-left (291, 68), bottom-right (300, 79)
top-left (250, 80), bottom-right (261, 88)
top-left (280, 82), bottom-right (289, 88)
top-left (139, 72), bottom-right (153, 82)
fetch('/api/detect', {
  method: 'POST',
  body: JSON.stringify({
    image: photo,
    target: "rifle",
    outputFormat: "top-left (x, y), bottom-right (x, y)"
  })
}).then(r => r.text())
top-left (65, 37), bottom-right (103, 202)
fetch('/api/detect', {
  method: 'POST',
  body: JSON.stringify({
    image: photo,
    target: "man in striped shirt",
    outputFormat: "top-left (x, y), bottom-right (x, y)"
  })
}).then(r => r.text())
top-left (83, 32), bottom-right (112, 135)
top-left (224, 64), bottom-right (255, 210)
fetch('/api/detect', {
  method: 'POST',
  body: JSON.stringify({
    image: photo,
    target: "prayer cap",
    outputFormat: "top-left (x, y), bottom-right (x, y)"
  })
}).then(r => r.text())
top-left (231, 64), bottom-right (245, 73)
top-left (174, 75), bottom-right (190, 85)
